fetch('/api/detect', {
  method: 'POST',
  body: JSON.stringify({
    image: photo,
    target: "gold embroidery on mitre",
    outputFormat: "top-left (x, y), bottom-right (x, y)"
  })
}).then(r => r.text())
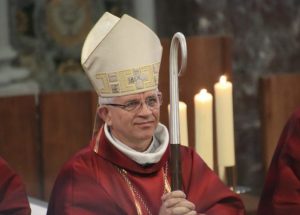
top-left (153, 63), bottom-right (160, 86)
top-left (95, 73), bottom-right (110, 94)
top-left (95, 62), bottom-right (160, 96)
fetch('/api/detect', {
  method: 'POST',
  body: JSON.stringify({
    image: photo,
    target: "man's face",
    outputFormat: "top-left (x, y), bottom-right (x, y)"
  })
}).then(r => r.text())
top-left (100, 90), bottom-right (161, 151)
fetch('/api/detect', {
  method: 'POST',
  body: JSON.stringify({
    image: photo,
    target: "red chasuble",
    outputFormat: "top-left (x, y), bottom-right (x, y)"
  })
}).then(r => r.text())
top-left (47, 127), bottom-right (244, 215)
top-left (0, 157), bottom-right (30, 215)
top-left (257, 108), bottom-right (300, 215)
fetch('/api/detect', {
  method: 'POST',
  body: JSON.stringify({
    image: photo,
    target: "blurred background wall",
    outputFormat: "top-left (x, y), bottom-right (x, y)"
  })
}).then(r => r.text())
top-left (2, 0), bottom-right (300, 203)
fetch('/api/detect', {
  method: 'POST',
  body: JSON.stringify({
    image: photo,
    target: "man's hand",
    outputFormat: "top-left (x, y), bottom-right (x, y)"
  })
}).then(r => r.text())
top-left (159, 190), bottom-right (197, 215)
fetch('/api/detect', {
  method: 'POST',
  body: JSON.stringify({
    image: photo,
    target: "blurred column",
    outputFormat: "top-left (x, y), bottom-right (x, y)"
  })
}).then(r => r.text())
top-left (0, 0), bottom-right (16, 61)
top-left (133, 0), bottom-right (156, 31)
top-left (0, 0), bottom-right (39, 97)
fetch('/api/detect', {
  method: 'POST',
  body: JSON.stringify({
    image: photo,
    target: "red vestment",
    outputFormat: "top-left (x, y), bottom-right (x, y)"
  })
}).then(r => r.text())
top-left (0, 157), bottom-right (30, 215)
top-left (257, 108), bottom-right (300, 215)
top-left (47, 127), bottom-right (245, 215)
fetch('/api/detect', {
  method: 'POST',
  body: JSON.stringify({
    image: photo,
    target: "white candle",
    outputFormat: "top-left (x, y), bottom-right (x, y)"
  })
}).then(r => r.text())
top-left (194, 89), bottom-right (213, 169)
top-left (168, 101), bottom-right (189, 147)
top-left (214, 75), bottom-right (235, 168)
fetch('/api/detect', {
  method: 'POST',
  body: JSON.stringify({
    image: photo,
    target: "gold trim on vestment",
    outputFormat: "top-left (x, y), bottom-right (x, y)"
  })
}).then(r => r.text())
top-left (117, 163), bottom-right (170, 215)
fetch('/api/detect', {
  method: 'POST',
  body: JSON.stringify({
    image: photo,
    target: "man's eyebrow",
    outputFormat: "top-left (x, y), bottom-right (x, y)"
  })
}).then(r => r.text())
top-left (123, 97), bottom-right (140, 103)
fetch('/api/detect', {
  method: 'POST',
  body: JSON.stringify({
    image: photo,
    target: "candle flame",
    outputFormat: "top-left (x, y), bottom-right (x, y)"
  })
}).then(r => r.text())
top-left (196, 88), bottom-right (212, 101)
top-left (199, 89), bottom-right (207, 95)
top-left (220, 75), bottom-right (227, 84)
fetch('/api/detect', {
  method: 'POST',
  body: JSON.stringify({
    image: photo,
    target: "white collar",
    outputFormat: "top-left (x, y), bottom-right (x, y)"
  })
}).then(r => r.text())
top-left (104, 123), bottom-right (169, 165)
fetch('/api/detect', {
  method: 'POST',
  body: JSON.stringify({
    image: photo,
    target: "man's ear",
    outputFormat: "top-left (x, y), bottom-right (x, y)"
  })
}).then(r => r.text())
top-left (98, 107), bottom-right (112, 126)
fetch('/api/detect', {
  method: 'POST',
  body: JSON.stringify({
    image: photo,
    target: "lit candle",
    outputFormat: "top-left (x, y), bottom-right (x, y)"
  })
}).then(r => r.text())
top-left (168, 101), bottom-right (189, 147)
top-left (194, 89), bottom-right (213, 169)
top-left (214, 75), bottom-right (235, 169)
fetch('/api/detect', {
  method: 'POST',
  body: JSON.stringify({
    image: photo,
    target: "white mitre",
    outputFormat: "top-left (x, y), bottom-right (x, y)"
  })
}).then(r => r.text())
top-left (81, 12), bottom-right (162, 97)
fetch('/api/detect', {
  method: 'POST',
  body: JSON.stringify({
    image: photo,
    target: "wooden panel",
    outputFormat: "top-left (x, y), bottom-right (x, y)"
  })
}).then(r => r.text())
top-left (159, 36), bottom-right (232, 157)
top-left (260, 73), bottom-right (300, 170)
top-left (0, 95), bottom-right (40, 197)
top-left (40, 90), bottom-right (95, 200)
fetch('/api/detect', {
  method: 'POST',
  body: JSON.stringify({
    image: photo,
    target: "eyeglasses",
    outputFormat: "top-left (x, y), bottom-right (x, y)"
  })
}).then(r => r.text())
top-left (104, 93), bottom-right (162, 112)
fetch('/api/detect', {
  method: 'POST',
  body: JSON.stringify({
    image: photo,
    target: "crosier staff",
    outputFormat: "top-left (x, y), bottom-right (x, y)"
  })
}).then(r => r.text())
top-left (169, 32), bottom-right (187, 191)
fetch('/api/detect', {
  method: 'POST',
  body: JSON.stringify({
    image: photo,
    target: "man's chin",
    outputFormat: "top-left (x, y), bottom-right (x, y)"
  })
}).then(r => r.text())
top-left (136, 131), bottom-right (154, 141)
